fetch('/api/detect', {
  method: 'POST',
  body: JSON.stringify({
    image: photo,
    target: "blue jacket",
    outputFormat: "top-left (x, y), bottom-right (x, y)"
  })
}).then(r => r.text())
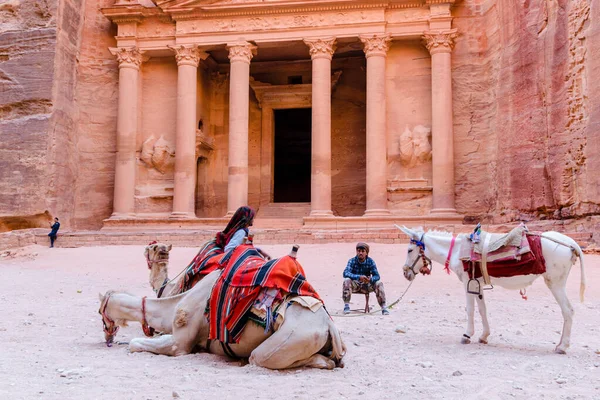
top-left (343, 256), bottom-right (381, 284)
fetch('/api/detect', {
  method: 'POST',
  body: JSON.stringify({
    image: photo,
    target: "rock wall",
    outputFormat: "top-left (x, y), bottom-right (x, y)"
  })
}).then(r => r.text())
top-left (2, 0), bottom-right (599, 238)
top-left (69, 0), bottom-right (117, 229)
top-left (0, 0), bottom-right (84, 231)
top-left (453, 0), bottom-right (599, 226)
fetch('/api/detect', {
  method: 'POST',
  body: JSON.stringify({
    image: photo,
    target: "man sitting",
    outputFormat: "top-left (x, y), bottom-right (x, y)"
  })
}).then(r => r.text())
top-left (342, 242), bottom-right (389, 315)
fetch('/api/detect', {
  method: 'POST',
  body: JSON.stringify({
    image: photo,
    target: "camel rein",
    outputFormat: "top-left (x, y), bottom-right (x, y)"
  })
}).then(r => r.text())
top-left (141, 296), bottom-right (155, 337)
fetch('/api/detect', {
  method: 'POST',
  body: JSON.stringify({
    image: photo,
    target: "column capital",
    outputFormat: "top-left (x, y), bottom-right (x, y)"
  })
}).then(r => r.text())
top-left (303, 38), bottom-right (336, 60)
top-left (227, 42), bottom-right (257, 64)
top-left (360, 34), bottom-right (391, 58)
top-left (109, 47), bottom-right (145, 69)
top-left (423, 30), bottom-right (458, 55)
top-left (168, 45), bottom-right (208, 67)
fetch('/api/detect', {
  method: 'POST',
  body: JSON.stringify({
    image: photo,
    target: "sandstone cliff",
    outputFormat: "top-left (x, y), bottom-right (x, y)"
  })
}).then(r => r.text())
top-left (453, 0), bottom-right (598, 227)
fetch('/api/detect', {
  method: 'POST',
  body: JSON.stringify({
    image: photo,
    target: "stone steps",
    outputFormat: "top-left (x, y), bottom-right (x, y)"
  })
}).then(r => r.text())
top-left (256, 203), bottom-right (311, 218)
top-left (1, 226), bottom-right (595, 250)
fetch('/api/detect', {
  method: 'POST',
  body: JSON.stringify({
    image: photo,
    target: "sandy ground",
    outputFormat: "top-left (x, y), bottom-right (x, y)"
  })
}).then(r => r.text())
top-left (0, 242), bottom-right (598, 400)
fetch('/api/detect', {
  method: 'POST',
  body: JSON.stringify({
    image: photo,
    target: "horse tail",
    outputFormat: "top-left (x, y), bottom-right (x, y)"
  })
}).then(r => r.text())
top-left (327, 318), bottom-right (346, 368)
top-left (572, 240), bottom-right (586, 303)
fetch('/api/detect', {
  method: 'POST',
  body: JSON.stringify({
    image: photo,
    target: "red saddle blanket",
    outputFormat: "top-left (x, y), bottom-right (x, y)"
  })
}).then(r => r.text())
top-left (208, 244), bottom-right (322, 344)
top-left (181, 240), bottom-right (225, 293)
top-left (463, 235), bottom-right (546, 279)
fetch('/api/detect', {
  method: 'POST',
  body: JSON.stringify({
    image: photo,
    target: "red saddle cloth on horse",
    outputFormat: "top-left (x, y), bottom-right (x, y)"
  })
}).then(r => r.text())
top-left (181, 240), bottom-right (225, 292)
top-left (208, 244), bottom-right (322, 344)
top-left (463, 235), bottom-right (546, 279)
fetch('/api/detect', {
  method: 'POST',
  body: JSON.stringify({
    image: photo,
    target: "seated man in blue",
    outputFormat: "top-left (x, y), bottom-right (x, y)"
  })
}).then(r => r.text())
top-left (342, 242), bottom-right (389, 315)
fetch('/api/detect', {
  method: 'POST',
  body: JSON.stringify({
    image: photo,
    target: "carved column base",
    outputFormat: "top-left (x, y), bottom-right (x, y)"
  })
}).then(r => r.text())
top-left (109, 212), bottom-right (136, 220)
top-left (169, 211), bottom-right (197, 220)
top-left (309, 209), bottom-right (334, 217)
top-left (363, 209), bottom-right (391, 217)
top-left (429, 208), bottom-right (459, 215)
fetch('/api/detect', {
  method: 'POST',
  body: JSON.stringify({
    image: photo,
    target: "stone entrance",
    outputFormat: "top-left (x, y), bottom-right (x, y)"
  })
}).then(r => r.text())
top-left (273, 108), bottom-right (311, 203)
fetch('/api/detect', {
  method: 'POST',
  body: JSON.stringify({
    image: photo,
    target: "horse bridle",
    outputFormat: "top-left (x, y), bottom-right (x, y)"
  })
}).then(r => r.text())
top-left (404, 234), bottom-right (432, 276)
top-left (99, 291), bottom-right (119, 346)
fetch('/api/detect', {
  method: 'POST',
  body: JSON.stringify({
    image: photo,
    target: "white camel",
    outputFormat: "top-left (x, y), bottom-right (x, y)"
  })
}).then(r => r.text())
top-left (397, 226), bottom-right (586, 354)
top-left (98, 270), bottom-right (346, 369)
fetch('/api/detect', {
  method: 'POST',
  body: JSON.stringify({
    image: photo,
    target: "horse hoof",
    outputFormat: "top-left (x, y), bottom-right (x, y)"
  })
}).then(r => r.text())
top-left (554, 347), bottom-right (567, 355)
top-left (478, 338), bottom-right (488, 344)
top-left (461, 337), bottom-right (471, 344)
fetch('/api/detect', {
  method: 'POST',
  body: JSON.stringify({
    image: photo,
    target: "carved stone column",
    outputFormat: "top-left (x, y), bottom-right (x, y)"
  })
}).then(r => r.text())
top-left (168, 45), bottom-right (206, 219)
top-left (109, 47), bottom-right (144, 218)
top-left (304, 38), bottom-right (336, 217)
top-left (226, 42), bottom-right (256, 215)
top-left (423, 30), bottom-right (458, 214)
top-left (361, 35), bottom-right (391, 216)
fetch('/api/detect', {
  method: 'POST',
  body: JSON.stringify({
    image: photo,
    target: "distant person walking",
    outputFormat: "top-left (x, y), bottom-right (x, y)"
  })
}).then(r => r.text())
top-left (48, 217), bottom-right (60, 248)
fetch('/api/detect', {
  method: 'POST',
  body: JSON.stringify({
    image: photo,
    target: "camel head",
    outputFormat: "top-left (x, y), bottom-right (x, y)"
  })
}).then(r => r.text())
top-left (144, 242), bottom-right (172, 268)
top-left (395, 225), bottom-right (428, 281)
top-left (98, 291), bottom-right (128, 346)
top-left (144, 242), bottom-right (172, 294)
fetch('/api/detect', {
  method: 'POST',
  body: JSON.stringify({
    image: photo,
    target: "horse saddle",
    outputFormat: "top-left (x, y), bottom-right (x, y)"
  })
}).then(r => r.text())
top-left (460, 224), bottom-right (530, 263)
top-left (459, 224), bottom-right (531, 285)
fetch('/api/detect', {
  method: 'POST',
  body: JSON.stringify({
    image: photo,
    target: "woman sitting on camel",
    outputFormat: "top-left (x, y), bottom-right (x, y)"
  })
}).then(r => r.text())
top-left (216, 206), bottom-right (270, 259)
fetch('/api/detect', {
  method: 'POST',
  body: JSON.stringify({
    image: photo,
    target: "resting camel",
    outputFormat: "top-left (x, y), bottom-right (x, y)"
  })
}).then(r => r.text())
top-left (98, 270), bottom-right (346, 370)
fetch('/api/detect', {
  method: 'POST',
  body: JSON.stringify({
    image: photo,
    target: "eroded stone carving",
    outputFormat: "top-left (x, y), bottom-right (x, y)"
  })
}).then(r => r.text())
top-left (191, 10), bottom-right (381, 34)
top-left (168, 45), bottom-right (206, 67)
top-left (399, 125), bottom-right (432, 167)
top-left (303, 38), bottom-right (336, 60)
top-left (109, 47), bottom-right (144, 69)
top-left (140, 135), bottom-right (175, 174)
top-left (227, 42), bottom-right (256, 64)
top-left (422, 30), bottom-right (458, 54)
top-left (360, 34), bottom-right (392, 57)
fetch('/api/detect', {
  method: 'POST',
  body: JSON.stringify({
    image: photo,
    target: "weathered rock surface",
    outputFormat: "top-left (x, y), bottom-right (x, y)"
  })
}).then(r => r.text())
top-left (0, 0), bottom-right (598, 244)
top-left (453, 0), bottom-right (599, 229)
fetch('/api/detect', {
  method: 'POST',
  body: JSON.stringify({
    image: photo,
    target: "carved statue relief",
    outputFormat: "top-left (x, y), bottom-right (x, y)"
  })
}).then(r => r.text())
top-left (399, 125), bottom-right (432, 168)
top-left (140, 135), bottom-right (175, 174)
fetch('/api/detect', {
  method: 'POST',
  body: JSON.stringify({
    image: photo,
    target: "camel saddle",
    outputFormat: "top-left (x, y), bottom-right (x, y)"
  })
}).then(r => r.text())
top-left (459, 224), bottom-right (531, 285)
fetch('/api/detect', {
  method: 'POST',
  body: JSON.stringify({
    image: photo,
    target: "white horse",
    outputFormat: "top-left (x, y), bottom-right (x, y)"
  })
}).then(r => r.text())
top-left (397, 226), bottom-right (586, 354)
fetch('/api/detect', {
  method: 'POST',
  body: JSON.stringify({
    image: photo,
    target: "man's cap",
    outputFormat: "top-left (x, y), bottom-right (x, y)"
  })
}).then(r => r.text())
top-left (356, 242), bottom-right (369, 253)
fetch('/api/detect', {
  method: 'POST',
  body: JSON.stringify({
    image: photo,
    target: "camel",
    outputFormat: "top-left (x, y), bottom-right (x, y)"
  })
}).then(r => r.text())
top-left (144, 242), bottom-right (184, 298)
top-left (98, 269), bottom-right (346, 370)
top-left (397, 225), bottom-right (586, 354)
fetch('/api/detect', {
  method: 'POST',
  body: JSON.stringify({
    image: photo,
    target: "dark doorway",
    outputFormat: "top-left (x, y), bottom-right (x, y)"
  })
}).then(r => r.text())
top-left (273, 108), bottom-right (311, 203)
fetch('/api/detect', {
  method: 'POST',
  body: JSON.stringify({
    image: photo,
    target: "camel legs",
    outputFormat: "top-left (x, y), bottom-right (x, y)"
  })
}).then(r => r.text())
top-left (248, 304), bottom-right (332, 370)
top-left (545, 278), bottom-right (574, 354)
top-left (282, 354), bottom-right (336, 369)
top-left (130, 334), bottom-right (178, 355)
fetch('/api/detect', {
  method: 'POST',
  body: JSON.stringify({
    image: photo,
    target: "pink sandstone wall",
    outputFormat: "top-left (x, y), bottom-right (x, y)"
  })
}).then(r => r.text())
top-left (2, 0), bottom-right (599, 237)
top-left (453, 0), bottom-right (599, 225)
top-left (0, 0), bottom-right (84, 231)
top-left (68, 0), bottom-right (118, 229)
top-left (386, 40), bottom-right (433, 216)
top-left (137, 57), bottom-right (177, 214)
